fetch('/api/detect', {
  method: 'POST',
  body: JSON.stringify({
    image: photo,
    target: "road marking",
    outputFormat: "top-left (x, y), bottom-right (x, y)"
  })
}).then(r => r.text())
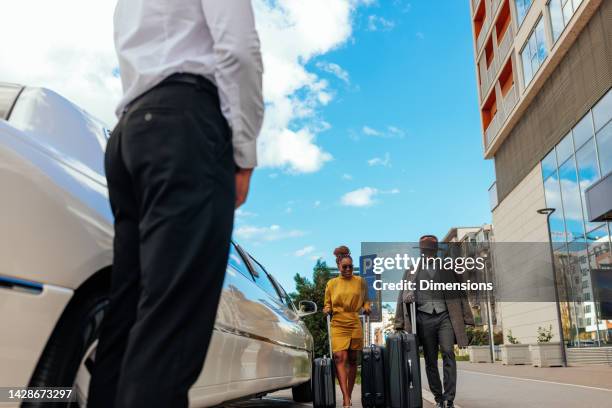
top-left (458, 369), bottom-right (612, 392)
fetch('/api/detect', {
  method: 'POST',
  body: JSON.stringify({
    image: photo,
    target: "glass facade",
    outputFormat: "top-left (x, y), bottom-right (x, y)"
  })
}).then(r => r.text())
top-left (549, 0), bottom-right (584, 42)
top-left (521, 17), bottom-right (548, 86)
top-left (541, 88), bottom-right (612, 347)
top-left (515, 0), bottom-right (533, 25)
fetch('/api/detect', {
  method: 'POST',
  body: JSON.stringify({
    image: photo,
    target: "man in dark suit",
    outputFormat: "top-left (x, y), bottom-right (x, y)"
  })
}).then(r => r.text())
top-left (395, 235), bottom-right (474, 408)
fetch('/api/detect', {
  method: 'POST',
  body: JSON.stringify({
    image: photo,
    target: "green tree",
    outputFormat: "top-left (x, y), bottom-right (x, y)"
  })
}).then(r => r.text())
top-left (290, 259), bottom-right (333, 358)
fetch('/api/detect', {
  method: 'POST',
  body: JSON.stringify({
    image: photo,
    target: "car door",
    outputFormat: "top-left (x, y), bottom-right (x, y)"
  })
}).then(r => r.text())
top-left (225, 245), bottom-right (311, 397)
top-left (188, 258), bottom-right (240, 406)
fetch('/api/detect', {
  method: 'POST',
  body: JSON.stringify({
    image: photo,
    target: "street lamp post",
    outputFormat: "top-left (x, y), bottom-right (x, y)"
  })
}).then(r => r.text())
top-left (537, 208), bottom-right (568, 367)
top-left (481, 252), bottom-right (496, 363)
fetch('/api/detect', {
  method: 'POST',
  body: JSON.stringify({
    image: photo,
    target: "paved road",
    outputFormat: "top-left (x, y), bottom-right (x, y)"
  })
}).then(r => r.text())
top-left (223, 361), bottom-right (612, 407)
top-left (422, 361), bottom-right (612, 408)
top-left (223, 385), bottom-right (435, 407)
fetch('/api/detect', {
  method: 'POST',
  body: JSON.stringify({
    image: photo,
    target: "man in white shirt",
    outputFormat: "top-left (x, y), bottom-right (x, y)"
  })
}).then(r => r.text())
top-left (87, 1), bottom-right (263, 407)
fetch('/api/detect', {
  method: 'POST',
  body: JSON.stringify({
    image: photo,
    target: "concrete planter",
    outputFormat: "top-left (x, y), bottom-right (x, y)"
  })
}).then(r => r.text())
top-left (530, 343), bottom-right (563, 367)
top-left (468, 346), bottom-right (492, 363)
top-left (501, 344), bottom-right (530, 365)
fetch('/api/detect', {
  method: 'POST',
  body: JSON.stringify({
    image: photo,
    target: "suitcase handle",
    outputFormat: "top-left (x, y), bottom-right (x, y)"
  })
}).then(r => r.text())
top-left (402, 301), bottom-right (417, 335)
top-left (326, 314), bottom-right (333, 357)
top-left (360, 314), bottom-right (370, 346)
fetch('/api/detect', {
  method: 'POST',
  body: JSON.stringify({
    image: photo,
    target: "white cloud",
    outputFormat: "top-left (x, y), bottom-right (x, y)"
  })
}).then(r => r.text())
top-left (363, 126), bottom-right (384, 136)
top-left (253, 0), bottom-right (371, 173)
top-left (342, 173), bottom-right (353, 180)
top-left (387, 126), bottom-right (406, 137)
top-left (367, 15), bottom-right (395, 31)
top-left (234, 224), bottom-right (305, 242)
top-left (368, 152), bottom-right (391, 167)
top-left (362, 125), bottom-right (406, 138)
top-left (235, 208), bottom-right (258, 218)
top-left (295, 245), bottom-right (315, 257)
top-left (316, 61), bottom-right (350, 83)
top-left (314, 200), bottom-right (322, 207)
top-left (0, 0), bottom-right (372, 174)
top-left (0, 1), bottom-right (121, 126)
top-left (340, 186), bottom-right (399, 207)
top-left (341, 187), bottom-right (379, 207)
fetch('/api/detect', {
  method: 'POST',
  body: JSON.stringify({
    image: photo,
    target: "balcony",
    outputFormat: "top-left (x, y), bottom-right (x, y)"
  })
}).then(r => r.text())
top-left (485, 84), bottom-right (518, 147)
top-left (479, 26), bottom-right (514, 102)
top-left (476, 0), bottom-right (504, 52)
top-left (476, 12), bottom-right (492, 51)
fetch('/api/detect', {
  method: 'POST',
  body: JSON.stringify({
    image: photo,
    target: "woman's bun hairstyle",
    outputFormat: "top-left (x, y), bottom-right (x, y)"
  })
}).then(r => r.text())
top-left (334, 245), bottom-right (352, 266)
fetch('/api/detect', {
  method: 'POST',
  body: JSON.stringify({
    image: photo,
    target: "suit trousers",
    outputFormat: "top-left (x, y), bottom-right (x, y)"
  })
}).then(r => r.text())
top-left (417, 310), bottom-right (457, 403)
top-left (87, 76), bottom-right (235, 408)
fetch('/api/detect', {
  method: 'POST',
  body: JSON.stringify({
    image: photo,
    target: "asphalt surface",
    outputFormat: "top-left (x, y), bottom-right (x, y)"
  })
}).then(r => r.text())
top-left (222, 385), bottom-right (435, 407)
top-left (222, 360), bottom-right (612, 407)
top-left (423, 361), bottom-right (612, 408)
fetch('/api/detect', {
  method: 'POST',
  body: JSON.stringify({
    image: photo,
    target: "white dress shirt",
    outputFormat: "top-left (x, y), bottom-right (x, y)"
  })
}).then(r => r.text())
top-left (113, 0), bottom-right (264, 169)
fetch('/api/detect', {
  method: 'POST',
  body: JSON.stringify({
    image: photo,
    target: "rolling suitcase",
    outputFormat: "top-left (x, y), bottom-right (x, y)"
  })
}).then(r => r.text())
top-left (385, 302), bottom-right (422, 408)
top-left (361, 315), bottom-right (386, 408)
top-left (312, 314), bottom-right (336, 408)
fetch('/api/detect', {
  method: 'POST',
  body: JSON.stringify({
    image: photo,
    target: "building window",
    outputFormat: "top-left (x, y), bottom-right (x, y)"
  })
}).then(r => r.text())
top-left (585, 305), bottom-right (591, 314)
top-left (549, 0), bottom-right (583, 43)
top-left (596, 121), bottom-right (612, 177)
top-left (541, 91), bottom-right (612, 347)
top-left (515, 0), bottom-right (533, 25)
top-left (593, 88), bottom-right (612, 132)
top-left (521, 17), bottom-right (547, 86)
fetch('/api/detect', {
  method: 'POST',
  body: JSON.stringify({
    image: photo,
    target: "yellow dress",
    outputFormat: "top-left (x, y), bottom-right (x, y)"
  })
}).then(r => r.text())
top-left (324, 275), bottom-right (371, 353)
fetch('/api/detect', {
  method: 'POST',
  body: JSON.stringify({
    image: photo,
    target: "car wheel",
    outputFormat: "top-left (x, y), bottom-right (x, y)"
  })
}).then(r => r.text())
top-left (291, 379), bottom-right (313, 403)
top-left (25, 287), bottom-right (108, 407)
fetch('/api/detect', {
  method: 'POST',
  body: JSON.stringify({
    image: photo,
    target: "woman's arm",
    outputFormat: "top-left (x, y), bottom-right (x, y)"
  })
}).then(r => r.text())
top-left (323, 280), bottom-right (332, 315)
top-left (361, 277), bottom-right (372, 314)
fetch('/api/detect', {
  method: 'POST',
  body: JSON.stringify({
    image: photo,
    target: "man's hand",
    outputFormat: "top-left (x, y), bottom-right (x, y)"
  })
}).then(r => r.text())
top-left (235, 168), bottom-right (253, 208)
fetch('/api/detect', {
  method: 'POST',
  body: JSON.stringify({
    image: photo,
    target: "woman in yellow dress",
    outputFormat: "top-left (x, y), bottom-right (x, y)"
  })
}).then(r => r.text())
top-left (323, 245), bottom-right (370, 408)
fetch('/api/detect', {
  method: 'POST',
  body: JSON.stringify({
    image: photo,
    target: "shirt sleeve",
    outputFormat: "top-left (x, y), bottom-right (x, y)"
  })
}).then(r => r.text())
top-left (201, 0), bottom-right (264, 169)
top-left (323, 281), bottom-right (332, 314)
top-left (361, 277), bottom-right (371, 312)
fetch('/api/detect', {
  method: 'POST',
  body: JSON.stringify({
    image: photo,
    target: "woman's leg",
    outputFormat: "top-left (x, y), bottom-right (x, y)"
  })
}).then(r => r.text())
top-left (333, 350), bottom-right (350, 406)
top-left (347, 349), bottom-right (359, 398)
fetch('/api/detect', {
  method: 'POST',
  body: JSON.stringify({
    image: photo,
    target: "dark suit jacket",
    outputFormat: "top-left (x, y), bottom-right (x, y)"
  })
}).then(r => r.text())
top-left (394, 265), bottom-right (474, 347)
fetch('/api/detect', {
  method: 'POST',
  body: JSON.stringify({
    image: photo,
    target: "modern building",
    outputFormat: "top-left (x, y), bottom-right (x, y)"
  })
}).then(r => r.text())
top-left (442, 225), bottom-right (500, 332)
top-left (468, 0), bottom-right (612, 360)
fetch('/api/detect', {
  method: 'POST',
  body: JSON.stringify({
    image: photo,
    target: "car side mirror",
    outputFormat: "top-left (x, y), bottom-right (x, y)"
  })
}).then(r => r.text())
top-left (298, 300), bottom-right (317, 317)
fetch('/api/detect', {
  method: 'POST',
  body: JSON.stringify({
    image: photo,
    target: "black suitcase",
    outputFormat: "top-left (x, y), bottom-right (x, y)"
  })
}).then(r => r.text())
top-left (385, 303), bottom-right (422, 408)
top-left (361, 315), bottom-right (385, 408)
top-left (312, 315), bottom-right (336, 408)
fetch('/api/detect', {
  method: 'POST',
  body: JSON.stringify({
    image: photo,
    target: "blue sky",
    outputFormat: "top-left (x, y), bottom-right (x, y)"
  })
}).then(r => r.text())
top-left (1, 1), bottom-right (494, 294)
top-left (235, 1), bottom-right (495, 293)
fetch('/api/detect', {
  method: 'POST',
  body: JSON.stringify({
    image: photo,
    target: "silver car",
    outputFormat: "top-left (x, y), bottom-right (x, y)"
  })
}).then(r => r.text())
top-left (0, 83), bottom-right (316, 407)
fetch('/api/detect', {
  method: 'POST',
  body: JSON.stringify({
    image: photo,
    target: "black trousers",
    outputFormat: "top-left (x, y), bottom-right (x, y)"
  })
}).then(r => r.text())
top-left (87, 76), bottom-right (235, 408)
top-left (417, 311), bottom-right (457, 403)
